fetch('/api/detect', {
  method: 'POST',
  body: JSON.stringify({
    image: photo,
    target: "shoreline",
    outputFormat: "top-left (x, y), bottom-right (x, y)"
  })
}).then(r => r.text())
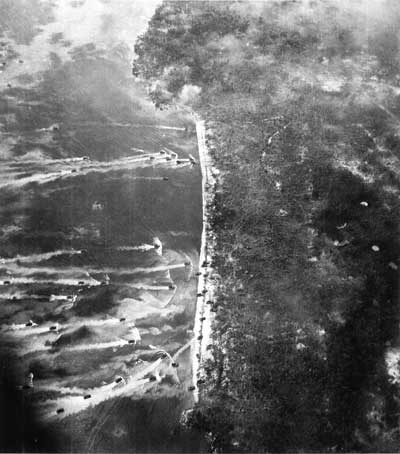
top-left (191, 114), bottom-right (218, 402)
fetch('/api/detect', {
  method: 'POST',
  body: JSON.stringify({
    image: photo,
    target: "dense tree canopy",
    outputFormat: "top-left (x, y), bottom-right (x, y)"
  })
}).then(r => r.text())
top-left (135, 1), bottom-right (400, 451)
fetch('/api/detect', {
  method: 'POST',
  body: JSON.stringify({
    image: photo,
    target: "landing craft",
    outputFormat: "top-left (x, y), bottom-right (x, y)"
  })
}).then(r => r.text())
top-left (25, 372), bottom-right (34, 388)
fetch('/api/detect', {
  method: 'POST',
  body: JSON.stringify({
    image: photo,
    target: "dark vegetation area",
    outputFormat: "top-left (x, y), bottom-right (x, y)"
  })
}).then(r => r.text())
top-left (134, 1), bottom-right (400, 451)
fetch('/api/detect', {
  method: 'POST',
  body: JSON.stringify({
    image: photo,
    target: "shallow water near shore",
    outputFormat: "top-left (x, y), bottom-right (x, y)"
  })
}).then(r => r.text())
top-left (0, 0), bottom-right (203, 451)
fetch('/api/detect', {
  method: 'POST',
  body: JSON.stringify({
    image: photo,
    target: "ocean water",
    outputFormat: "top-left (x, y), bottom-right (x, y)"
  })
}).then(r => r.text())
top-left (0, 0), bottom-right (202, 451)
